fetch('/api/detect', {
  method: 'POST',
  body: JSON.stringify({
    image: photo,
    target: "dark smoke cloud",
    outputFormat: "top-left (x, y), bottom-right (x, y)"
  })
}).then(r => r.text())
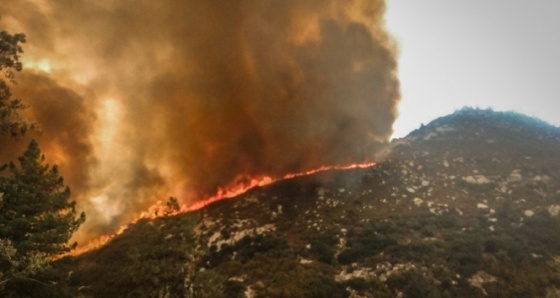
top-left (0, 72), bottom-right (94, 183)
top-left (0, 0), bottom-right (399, 242)
top-left (0, 72), bottom-right (96, 226)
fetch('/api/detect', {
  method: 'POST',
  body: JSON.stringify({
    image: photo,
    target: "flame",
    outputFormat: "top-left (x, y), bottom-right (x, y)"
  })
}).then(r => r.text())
top-left (66, 162), bottom-right (375, 257)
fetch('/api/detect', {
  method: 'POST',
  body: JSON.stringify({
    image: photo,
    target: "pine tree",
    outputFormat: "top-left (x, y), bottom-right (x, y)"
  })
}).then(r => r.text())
top-left (0, 30), bottom-right (33, 138)
top-left (0, 139), bottom-right (85, 256)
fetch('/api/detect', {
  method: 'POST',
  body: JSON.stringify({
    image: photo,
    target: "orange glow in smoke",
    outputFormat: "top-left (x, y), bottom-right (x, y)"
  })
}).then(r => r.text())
top-left (67, 162), bottom-right (375, 257)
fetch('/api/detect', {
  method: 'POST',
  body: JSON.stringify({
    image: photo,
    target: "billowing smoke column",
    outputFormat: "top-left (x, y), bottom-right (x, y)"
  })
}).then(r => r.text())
top-left (0, 0), bottom-right (399, 242)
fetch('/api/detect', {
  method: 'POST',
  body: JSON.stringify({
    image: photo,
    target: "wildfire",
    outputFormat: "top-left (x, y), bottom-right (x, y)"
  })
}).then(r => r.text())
top-left (67, 162), bottom-right (376, 257)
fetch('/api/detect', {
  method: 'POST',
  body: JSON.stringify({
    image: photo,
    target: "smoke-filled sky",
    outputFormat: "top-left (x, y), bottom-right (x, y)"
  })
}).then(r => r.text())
top-left (0, 0), bottom-right (399, 242)
top-left (386, 1), bottom-right (560, 138)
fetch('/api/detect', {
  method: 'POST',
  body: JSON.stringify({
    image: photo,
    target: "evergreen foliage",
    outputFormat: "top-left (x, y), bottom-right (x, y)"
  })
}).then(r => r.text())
top-left (0, 30), bottom-right (32, 138)
top-left (0, 30), bottom-right (25, 80)
top-left (0, 140), bottom-right (85, 289)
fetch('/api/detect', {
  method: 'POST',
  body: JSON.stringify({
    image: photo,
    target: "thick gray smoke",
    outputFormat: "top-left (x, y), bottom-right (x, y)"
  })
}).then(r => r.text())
top-left (0, 0), bottom-right (399, 242)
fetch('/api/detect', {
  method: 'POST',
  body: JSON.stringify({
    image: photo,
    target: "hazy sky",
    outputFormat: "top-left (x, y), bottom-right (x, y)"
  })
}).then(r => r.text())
top-left (386, 1), bottom-right (560, 138)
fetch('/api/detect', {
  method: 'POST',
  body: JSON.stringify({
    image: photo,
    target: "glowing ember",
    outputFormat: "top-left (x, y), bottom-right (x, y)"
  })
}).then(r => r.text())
top-left (67, 162), bottom-right (375, 256)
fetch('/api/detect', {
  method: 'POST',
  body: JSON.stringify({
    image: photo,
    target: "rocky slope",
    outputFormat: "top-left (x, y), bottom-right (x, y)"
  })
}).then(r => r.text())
top-left (50, 108), bottom-right (560, 297)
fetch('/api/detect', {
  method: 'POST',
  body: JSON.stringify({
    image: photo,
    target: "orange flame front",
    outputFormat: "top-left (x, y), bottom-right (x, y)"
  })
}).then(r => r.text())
top-left (67, 162), bottom-right (375, 256)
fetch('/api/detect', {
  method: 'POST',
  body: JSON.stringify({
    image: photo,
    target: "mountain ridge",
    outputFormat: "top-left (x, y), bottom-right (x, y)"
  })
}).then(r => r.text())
top-left (37, 108), bottom-right (560, 297)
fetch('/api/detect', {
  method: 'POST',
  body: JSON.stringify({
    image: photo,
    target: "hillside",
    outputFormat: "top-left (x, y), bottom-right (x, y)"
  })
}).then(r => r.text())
top-left (38, 108), bottom-right (560, 297)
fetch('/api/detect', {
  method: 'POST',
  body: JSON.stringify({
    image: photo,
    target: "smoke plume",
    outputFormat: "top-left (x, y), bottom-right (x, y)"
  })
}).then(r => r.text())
top-left (0, 0), bottom-right (399, 241)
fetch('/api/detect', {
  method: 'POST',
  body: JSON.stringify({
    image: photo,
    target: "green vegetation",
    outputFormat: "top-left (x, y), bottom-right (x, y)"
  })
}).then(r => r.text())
top-left (308, 234), bottom-right (337, 264)
top-left (0, 140), bottom-right (85, 255)
top-left (59, 214), bottom-right (199, 297)
top-left (338, 229), bottom-right (397, 265)
top-left (0, 140), bottom-right (85, 295)
top-left (244, 254), bottom-right (346, 298)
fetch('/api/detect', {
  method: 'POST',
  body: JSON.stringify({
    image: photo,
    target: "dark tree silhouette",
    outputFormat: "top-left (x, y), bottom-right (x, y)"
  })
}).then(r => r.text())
top-left (0, 30), bottom-right (33, 138)
top-left (0, 140), bottom-right (85, 287)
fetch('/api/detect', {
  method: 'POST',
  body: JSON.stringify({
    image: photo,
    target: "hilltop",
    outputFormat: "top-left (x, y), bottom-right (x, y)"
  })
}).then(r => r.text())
top-left (31, 108), bottom-right (560, 297)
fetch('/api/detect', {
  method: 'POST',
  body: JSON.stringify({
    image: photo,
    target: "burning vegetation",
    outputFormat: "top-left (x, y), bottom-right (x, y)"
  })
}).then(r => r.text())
top-left (0, 0), bottom-right (399, 245)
